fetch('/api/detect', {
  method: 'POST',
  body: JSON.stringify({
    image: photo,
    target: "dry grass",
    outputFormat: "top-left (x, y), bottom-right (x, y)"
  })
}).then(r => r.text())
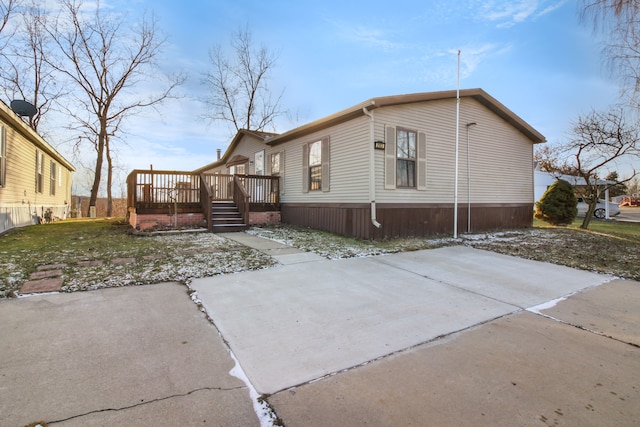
top-left (461, 227), bottom-right (640, 280)
top-left (250, 220), bottom-right (640, 281)
top-left (2, 217), bottom-right (638, 298)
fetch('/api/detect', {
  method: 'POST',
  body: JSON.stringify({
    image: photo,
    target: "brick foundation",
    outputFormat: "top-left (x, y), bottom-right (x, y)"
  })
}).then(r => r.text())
top-left (129, 208), bottom-right (206, 231)
top-left (128, 208), bottom-right (279, 231)
top-left (249, 211), bottom-right (281, 226)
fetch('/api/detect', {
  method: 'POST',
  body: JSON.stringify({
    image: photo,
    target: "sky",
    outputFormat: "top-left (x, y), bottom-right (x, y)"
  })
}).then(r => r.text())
top-left (38, 0), bottom-right (634, 194)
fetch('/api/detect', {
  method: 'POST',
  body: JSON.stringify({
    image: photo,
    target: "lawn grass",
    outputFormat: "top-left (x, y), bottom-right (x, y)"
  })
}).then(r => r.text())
top-left (0, 218), bottom-right (275, 297)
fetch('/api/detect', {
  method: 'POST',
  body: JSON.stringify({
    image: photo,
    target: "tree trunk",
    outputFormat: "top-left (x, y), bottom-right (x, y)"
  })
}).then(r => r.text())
top-left (87, 136), bottom-right (106, 217)
top-left (106, 138), bottom-right (113, 217)
top-left (580, 201), bottom-right (597, 229)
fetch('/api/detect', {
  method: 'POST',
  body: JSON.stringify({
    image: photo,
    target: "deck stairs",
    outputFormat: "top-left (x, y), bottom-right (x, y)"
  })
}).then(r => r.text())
top-left (211, 201), bottom-right (246, 232)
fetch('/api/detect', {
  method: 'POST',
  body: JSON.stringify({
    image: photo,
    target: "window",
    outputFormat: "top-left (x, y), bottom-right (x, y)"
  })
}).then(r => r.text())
top-left (302, 137), bottom-right (330, 193)
top-left (308, 140), bottom-right (322, 191)
top-left (50, 161), bottom-right (57, 196)
top-left (396, 128), bottom-right (417, 188)
top-left (35, 150), bottom-right (44, 193)
top-left (0, 125), bottom-right (5, 187)
top-left (230, 164), bottom-right (246, 175)
top-left (254, 150), bottom-right (264, 175)
top-left (270, 152), bottom-right (280, 175)
top-left (385, 126), bottom-right (426, 191)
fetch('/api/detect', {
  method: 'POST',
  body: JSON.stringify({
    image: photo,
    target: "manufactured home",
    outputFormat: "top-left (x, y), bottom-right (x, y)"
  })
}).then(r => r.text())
top-left (0, 100), bottom-right (75, 234)
top-left (128, 88), bottom-right (546, 238)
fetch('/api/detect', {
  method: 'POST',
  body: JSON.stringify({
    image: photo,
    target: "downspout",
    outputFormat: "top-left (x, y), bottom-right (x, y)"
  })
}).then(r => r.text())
top-left (363, 106), bottom-right (382, 229)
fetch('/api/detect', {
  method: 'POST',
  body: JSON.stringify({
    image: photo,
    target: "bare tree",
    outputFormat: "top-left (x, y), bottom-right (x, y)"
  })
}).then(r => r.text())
top-left (0, 0), bottom-right (18, 36)
top-left (202, 27), bottom-right (284, 133)
top-left (534, 145), bottom-right (563, 173)
top-left (581, 1), bottom-right (640, 105)
top-left (47, 0), bottom-right (184, 216)
top-left (0, 1), bottom-right (63, 132)
top-left (0, 0), bottom-right (19, 79)
top-left (560, 105), bottom-right (639, 229)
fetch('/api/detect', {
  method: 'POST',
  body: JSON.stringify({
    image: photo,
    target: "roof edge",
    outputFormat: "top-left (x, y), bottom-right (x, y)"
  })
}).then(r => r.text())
top-left (193, 129), bottom-right (275, 173)
top-left (0, 100), bottom-right (76, 171)
top-left (267, 88), bottom-right (546, 145)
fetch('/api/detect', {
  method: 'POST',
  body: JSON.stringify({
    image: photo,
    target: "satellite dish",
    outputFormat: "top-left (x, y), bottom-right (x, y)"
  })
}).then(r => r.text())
top-left (10, 100), bottom-right (38, 118)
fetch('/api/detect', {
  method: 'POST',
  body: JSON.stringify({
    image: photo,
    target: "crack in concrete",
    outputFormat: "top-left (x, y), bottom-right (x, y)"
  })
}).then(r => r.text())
top-left (375, 257), bottom-right (523, 309)
top-left (184, 281), bottom-right (280, 427)
top-left (528, 309), bottom-right (640, 349)
top-left (47, 385), bottom-right (246, 425)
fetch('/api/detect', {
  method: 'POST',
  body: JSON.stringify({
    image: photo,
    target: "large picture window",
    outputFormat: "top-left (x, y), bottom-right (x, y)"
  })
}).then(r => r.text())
top-left (397, 128), bottom-right (416, 188)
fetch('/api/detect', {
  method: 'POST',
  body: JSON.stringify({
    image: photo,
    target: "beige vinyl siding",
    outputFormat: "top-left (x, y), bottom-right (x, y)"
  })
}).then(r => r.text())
top-left (199, 134), bottom-right (268, 174)
top-left (375, 98), bottom-right (534, 204)
top-left (273, 117), bottom-right (370, 204)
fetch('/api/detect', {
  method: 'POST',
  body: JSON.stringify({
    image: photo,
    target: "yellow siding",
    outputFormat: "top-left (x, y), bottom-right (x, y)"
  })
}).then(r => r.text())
top-left (0, 112), bottom-right (74, 232)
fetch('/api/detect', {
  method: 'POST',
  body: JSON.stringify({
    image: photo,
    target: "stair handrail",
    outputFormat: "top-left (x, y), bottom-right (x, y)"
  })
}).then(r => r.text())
top-left (200, 173), bottom-right (214, 231)
top-left (233, 174), bottom-right (250, 227)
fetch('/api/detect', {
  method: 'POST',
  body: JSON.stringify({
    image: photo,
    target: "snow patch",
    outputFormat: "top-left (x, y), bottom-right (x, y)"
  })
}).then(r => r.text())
top-left (229, 351), bottom-right (279, 427)
top-left (526, 296), bottom-right (569, 315)
top-left (17, 291), bottom-right (60, 298)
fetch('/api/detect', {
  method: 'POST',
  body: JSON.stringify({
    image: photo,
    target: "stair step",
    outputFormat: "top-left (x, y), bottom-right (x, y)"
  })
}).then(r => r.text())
top-left (211, 224), bottom-right (247, 233)
top-left (213, 219), bottom-right (245, 225)
top-left (209, 201), bottom-right (245, 232)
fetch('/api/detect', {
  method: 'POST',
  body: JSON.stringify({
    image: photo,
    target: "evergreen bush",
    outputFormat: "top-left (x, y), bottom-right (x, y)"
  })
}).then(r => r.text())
top-left (535, 179), bottom-right (578, 226)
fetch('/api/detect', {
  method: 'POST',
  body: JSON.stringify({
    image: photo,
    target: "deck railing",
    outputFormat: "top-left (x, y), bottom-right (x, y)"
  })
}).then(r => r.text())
top-left (233, 175), bottom-right (250, 226)
top-left (127, 170), bottom-right (201, 213)
top-left (200, 174), bottom-right (280, 208)
top-left (127, 170), bottom-right (280, 214)
top-left (199, 173), bottom-right (214, 230)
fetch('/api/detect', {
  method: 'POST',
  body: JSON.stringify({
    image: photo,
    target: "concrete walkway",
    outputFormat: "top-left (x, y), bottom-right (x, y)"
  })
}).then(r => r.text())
top-left (219, 232), bottom-right (325, 265)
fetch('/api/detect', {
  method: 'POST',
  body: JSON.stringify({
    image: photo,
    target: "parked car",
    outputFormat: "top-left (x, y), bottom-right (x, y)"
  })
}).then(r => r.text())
top-left (577, 197), bottom-right (620, 219)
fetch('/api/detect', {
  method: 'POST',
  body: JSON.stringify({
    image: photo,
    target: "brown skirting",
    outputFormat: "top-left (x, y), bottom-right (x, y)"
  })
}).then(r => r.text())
top-left (281, 203), bottom-right (533, 240)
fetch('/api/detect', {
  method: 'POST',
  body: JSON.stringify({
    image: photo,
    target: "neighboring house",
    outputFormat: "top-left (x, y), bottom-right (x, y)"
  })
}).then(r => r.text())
top-left (0, 100), bottom-right (75, 234)
top-left (191, 88), bottom-right (546, 239)
top-left (534, 163), bottom-right (616, 202)
top-left (534, 164), bottom-right (619, 218)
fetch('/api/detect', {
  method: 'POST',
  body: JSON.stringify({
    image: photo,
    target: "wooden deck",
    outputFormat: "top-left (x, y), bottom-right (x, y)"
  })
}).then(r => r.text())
top-left (126, 170), bottom-right (280, 231)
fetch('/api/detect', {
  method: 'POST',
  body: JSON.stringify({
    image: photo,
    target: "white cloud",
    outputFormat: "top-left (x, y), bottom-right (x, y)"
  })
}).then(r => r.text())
top-left (327, 19), bottom-right (402, 51)
top-left (478, 0), bottom-right (567, 28)
top-left (536, 0), bottom-right (569, 18)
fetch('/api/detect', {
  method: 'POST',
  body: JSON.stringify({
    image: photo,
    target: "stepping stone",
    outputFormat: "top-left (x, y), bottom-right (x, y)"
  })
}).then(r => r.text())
top-left (29, 269), bottom-right (63, 280)
top-left (37, 264), bottom-right (67, 271)
top-left (20, 278), bottom-right (63, 294)
top-left (111, 257), bottom-right (136, 265)
top-left (78, 260), bottom-right (104, 267)
top-left (142, 254), bottom-right (166, 260)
